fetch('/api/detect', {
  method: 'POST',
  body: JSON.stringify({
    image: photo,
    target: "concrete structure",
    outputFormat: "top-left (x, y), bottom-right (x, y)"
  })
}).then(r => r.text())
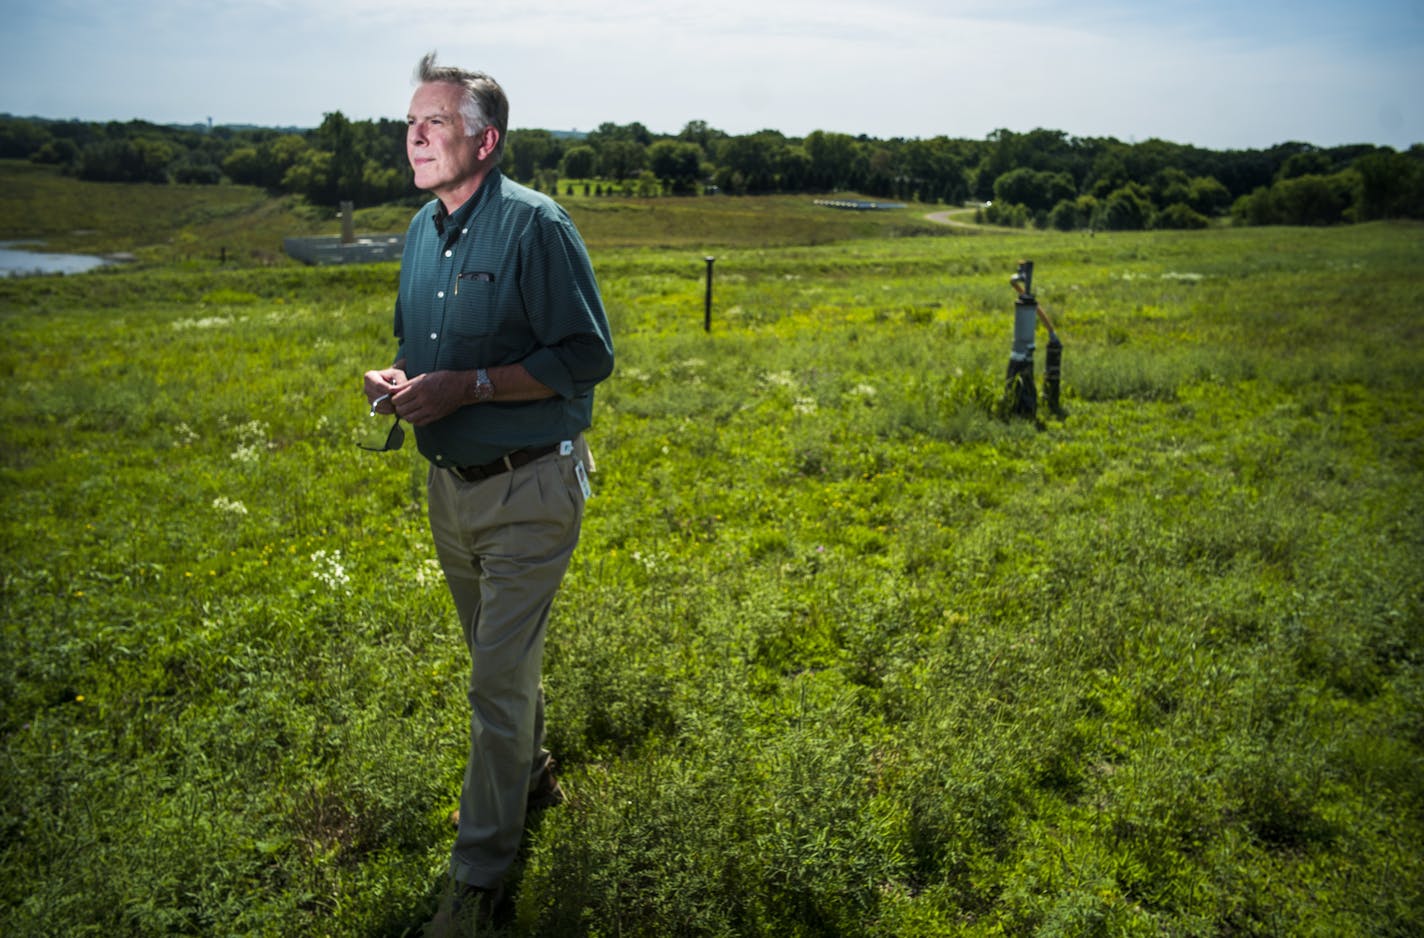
top-left (283, 233), bottom-right (405, 266)
top-left (284, 200), bottom-right (404, 266)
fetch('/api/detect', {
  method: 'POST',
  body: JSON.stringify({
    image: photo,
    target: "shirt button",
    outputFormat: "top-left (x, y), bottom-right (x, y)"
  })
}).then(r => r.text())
top-left (444, 249), bottom-right (453, 258)
top-left (437, 291), bottom-right (445, 298)
top-left (430, 332), bottom-right (438, 340)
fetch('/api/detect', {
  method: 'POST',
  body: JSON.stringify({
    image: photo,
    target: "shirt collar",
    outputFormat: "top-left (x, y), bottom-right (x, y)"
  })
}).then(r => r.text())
top-left (431, 168), bottom-right (502, 239)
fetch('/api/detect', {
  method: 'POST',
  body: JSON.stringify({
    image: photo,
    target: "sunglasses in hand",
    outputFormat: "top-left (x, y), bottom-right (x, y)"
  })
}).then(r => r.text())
top-left (359, 393), bottom-right (404, 452)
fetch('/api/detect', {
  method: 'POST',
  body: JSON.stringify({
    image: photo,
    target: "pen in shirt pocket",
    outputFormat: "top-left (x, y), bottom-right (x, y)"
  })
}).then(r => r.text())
top-left (454, 271), bottom-right (495, 294)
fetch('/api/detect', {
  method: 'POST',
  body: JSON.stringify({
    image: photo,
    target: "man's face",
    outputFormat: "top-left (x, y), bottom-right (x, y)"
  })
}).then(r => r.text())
top-left (406, 81), bottom-right (495, 203)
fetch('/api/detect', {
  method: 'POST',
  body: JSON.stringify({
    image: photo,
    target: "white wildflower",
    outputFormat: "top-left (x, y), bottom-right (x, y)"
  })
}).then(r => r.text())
top-left (793, 397), bottom-right (818, 416)
top-left (230, 443), bottom-right (262, 465)
top-left (234, 420), bottom-right (270, 445)
top-left (631, 550), bottom-right (663, 573)
top-left (230, 420), bottom-right (272, 464)
top-left (763, 371), bottom-right (798, 389)
top-left (210, 496), bottom-right (248, 516)
top-left (171, 316), bottom-right (234, 330)
top-left (414, 558), bottom-right (444, 587)
top-left (310, 549), bottom-right (351, 594)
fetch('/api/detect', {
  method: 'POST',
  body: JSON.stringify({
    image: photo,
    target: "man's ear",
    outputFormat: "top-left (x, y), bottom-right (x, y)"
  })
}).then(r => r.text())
top-left (478, 125), bottom-right (501, 162)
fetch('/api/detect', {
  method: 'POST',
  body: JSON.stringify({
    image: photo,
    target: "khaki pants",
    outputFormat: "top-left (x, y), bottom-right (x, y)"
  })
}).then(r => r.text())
top-left (426, 438), bottom-right (588, 888)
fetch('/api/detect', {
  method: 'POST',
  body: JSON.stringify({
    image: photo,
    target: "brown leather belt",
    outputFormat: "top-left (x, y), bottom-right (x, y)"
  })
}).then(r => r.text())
top-left (448, 443), bottom-right (559, 483)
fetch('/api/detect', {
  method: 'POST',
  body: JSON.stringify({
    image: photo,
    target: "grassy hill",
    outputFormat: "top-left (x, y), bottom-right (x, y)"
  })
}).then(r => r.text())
top-left (0, 160), bottom-right (955, 265)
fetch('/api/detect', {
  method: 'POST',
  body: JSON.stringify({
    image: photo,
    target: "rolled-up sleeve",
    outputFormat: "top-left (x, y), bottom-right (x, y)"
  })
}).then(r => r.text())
top-left (518, 210), bottom-right (615, 399)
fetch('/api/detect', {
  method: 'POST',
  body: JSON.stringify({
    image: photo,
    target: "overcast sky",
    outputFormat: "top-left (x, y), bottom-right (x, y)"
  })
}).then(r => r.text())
top-left (3, 0), bottom-right (1421, 151)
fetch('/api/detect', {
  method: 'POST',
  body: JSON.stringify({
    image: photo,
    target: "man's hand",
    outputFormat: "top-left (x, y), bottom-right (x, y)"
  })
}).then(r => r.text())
top-left (363, 368), bottom-right (407, 413)
top-left (389, 370), bottom-right (470, 427)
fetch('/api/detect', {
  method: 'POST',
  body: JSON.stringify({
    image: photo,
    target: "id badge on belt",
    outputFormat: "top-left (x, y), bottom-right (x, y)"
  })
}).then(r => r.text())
top-left (560, 440), bottom-right (593, 500)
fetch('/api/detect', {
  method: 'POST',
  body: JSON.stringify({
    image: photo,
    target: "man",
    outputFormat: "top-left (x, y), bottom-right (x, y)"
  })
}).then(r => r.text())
top-left (362, 52), bottom-right (614, 928)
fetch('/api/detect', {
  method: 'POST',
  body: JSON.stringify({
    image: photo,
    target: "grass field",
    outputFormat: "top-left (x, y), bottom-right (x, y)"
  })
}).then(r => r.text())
top-left (2, 162), bottom-right (1422, 936)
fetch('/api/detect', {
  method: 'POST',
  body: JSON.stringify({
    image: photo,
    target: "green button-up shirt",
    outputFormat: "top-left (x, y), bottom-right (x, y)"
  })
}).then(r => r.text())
top-left (393, 170), bottom-right (614, 467)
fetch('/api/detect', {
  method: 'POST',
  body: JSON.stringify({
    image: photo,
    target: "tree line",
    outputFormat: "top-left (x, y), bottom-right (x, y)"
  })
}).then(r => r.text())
top-left (2, 112), bottom-right (1420, 229)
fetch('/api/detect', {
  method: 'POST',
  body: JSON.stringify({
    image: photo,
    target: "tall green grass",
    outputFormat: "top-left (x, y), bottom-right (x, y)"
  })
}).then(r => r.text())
top-left (2, 172), bottom-right (1421, 936)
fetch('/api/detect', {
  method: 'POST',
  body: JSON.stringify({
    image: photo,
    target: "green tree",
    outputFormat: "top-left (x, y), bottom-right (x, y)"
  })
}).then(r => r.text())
top-left (633, 169), bottom-right (661, 197)
top-left (648, 140), bottom-right (704, 194)
top-left (716, 132), bottom-right (784, 193)
top-left (778, 146), bottom-right (812, 193)
top-left (1232, 171), bottom-right (1360, 225)
top-left (1187, 176), bottom-right (1232, 216)
top-left (678, 120), bottom-right (726, 153)
top-left (560, 145), bottom-right (597, 180)
top-left (1048, 194), bottom-right (1097, 231)
top-left (360, 161), bottom-right (408, 203)
top-left (598, 139), bottom-right (647, 181)
top-left (1152, 167), bottom-right (1192, 206)
top-left (1096, 183), bottom-right (1153, 230)
top-left (315, 111), bottom-right (362, 204)
top-left (173, 160), bottom-right (221, 184)
top-left (1086, 146), bottom-right (1132, 198)
top-left (993, 167), bottom-right (1075, 213)
top-left (0, 117), bottom-right (52, 158)
top-left (976, 128), bottom-right (1089, 199)
top-left (864, 144), bottom-right (898, 198)
top-left (77, 137), bottom-right (175, 183)
top-left (31, 138), bottom-right (80, 166)
top-left (1273, 172), bottom-right (1357, 224)
top-left (1048, 199), bottom-right (1078, 231)
top-left (282, 149), bottom-right (335, 204)
top-left (586, 121), bottom-right (653, 147)
top-left (1353, 149), bottom-right (1424, 219)
top-left (1277, 149), bottom-right (1334, 180)
top-left (1154, 203), bottom-right (1210, 229)
top-left (982, 201), bottom-right (1030, 227)
top-left (222, 146), bottom-right (266, 186)
top-left (804, 131), bottom-right (864, 190)
top-left (898, 137), bottom-right (968, 204)
top-left (508, 129), bottom-right (560, 182)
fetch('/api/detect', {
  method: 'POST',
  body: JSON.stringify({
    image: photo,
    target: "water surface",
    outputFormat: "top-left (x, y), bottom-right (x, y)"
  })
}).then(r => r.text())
top-left (0, 242), bottom-right (116, 277)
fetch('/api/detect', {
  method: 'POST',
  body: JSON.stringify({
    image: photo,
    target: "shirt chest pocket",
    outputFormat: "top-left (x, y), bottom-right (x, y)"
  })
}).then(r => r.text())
top-left (445, 273), bottom-right (530, 362)
top-left (449, 273), bottom-right (500, 335)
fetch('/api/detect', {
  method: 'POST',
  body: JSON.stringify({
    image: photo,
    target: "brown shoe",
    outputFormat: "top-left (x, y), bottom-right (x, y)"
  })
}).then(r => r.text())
top-left (526, 759), bottom-right (566, 811)
top-left (423, 879), bottom-right (504, 936)
top-left (448, 762), bottom-right (566, 827)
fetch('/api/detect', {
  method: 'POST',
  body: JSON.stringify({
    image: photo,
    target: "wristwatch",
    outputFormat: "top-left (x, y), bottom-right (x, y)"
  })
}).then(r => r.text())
top-left (472, 367), bottom-right (494, 402)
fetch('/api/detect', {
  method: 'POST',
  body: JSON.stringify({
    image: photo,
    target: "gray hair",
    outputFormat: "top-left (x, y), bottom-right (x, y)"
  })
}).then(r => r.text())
top-left (415, 51), bottom-right (508, 164)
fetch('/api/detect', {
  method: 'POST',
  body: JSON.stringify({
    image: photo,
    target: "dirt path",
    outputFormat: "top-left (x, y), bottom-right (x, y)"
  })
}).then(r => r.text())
top-left (924, 207), bottom-right (981, 228)
top-left (923, 205), bottom-right (1027, 232)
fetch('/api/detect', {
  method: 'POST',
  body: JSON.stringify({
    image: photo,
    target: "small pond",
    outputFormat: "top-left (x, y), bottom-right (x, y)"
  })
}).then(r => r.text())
top-left (1, 241), bottom-right (120, 277)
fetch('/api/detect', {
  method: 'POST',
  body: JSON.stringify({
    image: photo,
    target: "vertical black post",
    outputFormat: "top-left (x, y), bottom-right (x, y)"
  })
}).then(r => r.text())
top-left (1006, 258), bottom-right (1038, 419)
top-left (703, 256), bottom-right (716, 332)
